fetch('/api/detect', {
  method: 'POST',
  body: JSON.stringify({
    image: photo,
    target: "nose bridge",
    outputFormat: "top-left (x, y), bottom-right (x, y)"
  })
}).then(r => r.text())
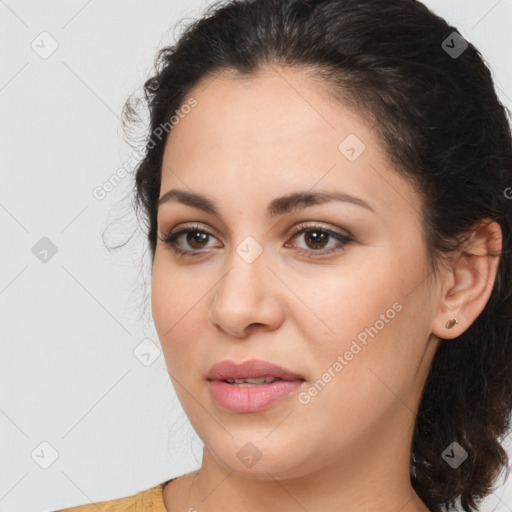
top-left (214, 234), bottom-right (268, 306)
top-left (208, 234), bottom-right (283, 334)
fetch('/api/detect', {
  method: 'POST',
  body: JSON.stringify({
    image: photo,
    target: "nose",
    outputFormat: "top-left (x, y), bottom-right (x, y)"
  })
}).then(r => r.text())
top-left (208, 248), bottom-right (285, 338)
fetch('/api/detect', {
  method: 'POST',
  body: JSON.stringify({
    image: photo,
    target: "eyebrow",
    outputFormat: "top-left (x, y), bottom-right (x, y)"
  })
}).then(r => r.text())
top-left (158, 188), bottom-right (375, 217)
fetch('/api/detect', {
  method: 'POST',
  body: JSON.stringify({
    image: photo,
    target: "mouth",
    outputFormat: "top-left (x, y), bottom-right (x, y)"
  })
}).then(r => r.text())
top-left (206, 358), bottom-right (306, 383)
top-left (206, 359), bottom-right (306, 413)
top-left (208, 376), bottom-right (305, 414)
top-left (222, 376), bottom-right (288, 386)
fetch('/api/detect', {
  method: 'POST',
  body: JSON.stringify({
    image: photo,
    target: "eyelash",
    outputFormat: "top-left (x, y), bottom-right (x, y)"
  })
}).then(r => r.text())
top-left (159, 222), bottom-right (354, 259)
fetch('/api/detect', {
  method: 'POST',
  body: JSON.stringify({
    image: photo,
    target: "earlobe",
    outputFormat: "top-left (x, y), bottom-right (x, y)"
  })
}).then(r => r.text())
top-left (431, 220), bottom-right (502, 340)
top-left (445, 318), bottom-right (458, 329)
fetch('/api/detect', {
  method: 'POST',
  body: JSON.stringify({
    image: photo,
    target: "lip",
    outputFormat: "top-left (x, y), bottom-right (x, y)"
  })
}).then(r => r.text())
top-left (209, 380), bottom-right (304, 413)
top-left (207, 359), bottom-right (306, 413)
top-left (206, 358), bottom-right (305, 381)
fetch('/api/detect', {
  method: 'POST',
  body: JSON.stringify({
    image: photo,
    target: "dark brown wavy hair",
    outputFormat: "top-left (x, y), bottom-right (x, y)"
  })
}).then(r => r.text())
top-left (120, 0), bottom-right (512, 510)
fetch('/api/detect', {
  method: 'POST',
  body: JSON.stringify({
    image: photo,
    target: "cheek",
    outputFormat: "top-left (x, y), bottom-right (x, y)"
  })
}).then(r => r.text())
top-left (151, 255), bottom-right (203, 328)
top-left (151, 260), bottom-right (188, 348)
top-left (295, 258), bottom-right (403, 349)
top-left (296, 251), bottom-right (425, 391)
top-left (292, 285), bottom-right (413, 440)
top-left (151, 259), bottom-right (212, 367)
top-left (151, 264), bottom-right (177, 339)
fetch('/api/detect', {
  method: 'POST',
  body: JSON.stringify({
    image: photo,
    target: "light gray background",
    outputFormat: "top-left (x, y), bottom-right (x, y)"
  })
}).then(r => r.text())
top-left (1, 1), bottom-right (511, 511)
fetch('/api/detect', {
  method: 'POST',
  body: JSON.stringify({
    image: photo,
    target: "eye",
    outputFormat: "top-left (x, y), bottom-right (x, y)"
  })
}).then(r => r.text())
top-left (285, 222), bottom-right (354, 257)
top-left (159, 223), bottom-right (219, 257)
top-left (158, 222), bottom-right (354, 258)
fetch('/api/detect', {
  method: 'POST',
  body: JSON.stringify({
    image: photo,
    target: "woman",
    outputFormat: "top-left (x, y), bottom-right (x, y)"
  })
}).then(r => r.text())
top-left (57, 0), bottom-right (512, 511)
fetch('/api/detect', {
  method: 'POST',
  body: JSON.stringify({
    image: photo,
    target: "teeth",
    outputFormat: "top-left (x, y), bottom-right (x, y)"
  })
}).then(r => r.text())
top-left (225, 377), bottom-right (278, 385)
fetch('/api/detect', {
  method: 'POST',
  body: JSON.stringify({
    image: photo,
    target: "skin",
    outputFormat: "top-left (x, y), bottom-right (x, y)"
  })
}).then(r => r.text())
top-left (151, 65), bottom-right (502, 512)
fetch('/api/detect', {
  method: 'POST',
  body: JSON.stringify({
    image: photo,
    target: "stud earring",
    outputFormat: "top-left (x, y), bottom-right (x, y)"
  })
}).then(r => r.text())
top-left (445, 318), bottom-right (458, 329)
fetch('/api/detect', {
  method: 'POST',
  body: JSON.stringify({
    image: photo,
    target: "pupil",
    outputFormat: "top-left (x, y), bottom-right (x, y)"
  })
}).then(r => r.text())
top-left (188, 231), bottom-right (207, 248)
top-left (307, 230), bottom-right (327, 249)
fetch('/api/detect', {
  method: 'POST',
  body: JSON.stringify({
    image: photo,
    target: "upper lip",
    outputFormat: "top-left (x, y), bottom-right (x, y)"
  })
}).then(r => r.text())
top-left (207, 359), bottom-right (305, 381)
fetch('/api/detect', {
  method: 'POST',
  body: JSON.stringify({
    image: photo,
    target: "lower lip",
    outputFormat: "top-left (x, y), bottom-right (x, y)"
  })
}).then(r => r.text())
top-left (208, 379), bottom-right (304, 413)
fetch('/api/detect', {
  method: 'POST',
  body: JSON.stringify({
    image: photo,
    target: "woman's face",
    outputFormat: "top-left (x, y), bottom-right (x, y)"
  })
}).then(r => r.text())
top-left (152, 66), bottom-right (441, 480)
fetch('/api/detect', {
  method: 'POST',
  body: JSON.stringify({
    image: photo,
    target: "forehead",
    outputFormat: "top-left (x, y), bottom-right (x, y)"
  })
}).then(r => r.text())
top-left (166, 66), bottom-right (353, 158)
top-left (160, 66), bottom-right (421, 222)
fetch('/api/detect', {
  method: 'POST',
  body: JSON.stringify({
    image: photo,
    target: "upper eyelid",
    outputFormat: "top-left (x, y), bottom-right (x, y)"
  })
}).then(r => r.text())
top-left (164, 220), bottom-right (348, 236)
top-left (162, 221), bottom-right (352, 245)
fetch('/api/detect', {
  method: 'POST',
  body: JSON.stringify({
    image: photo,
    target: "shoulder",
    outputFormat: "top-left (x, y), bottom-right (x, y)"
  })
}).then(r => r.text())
top-left (54, 481), bottom-right (168, 512)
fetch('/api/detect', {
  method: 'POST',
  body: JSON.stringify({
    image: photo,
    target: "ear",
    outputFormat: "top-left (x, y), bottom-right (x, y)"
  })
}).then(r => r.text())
top-left (431, 219), bottom-right (502, 340)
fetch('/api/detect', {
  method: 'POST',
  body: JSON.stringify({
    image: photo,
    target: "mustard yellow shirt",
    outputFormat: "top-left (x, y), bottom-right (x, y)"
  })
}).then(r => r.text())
top-left (55, 478), bottom-right (176, 512)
